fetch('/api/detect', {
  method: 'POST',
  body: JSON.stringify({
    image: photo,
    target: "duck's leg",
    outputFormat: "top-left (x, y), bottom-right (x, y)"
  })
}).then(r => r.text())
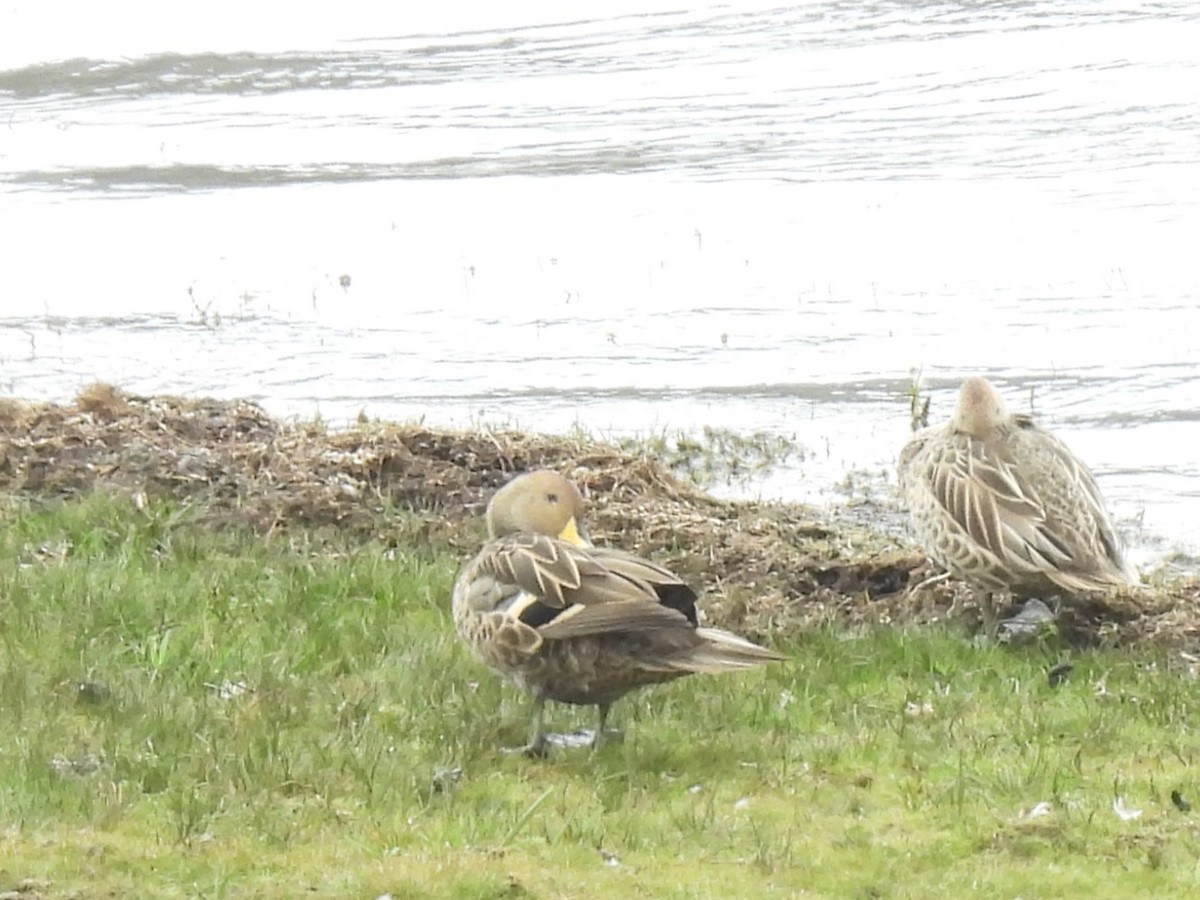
top-left (980, 591), bottom-right (998, 640)
top-left (589, 702), bottom-right (614, 751)
top-left (522, 696), bottom-right (549, 758)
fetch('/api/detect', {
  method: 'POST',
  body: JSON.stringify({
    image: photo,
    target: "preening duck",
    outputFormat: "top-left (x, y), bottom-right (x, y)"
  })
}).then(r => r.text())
top-left (452, 469), bottom-right (783, 756)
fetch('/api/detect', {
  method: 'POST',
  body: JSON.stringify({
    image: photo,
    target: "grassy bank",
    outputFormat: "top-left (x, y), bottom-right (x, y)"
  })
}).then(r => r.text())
top-left (2, 494), bottom-right (1199, 898)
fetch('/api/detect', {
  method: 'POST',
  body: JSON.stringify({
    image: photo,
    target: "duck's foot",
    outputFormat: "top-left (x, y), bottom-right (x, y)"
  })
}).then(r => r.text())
top-left (500, 697), bottom-right (551, 758)
top-left (500, 728), bottom-right (624, 756)
top-left (500, 701), bottom-right (623, 757)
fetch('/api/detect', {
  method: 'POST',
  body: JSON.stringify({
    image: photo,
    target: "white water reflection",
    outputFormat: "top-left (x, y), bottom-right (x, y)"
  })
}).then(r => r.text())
top-left (1, 0), bottom-right (1198, 567)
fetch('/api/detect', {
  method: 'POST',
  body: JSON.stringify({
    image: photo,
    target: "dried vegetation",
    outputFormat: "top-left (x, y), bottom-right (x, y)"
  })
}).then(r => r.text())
top-left (1, 384), bottom-right (1196, 646)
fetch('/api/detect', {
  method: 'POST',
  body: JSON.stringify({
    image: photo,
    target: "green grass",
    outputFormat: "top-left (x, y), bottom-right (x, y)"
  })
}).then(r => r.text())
top-left (1, 494), bottom-right (1199, 898)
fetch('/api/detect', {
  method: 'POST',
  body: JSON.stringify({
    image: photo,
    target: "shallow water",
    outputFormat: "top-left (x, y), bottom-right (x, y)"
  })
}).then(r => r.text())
top-left (2, 0), bottom-right (1199, 568)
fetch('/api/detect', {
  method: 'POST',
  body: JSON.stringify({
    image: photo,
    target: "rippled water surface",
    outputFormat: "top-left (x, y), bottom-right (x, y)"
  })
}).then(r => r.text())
top-left (2, 0), bottom-right (1199, 566)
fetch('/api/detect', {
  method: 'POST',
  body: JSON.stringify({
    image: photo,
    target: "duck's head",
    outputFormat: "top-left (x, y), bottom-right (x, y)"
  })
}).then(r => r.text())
top-left (485, 469), bottom-right (591, 546)
top-left (950, 376), bottom-right (1008, 438)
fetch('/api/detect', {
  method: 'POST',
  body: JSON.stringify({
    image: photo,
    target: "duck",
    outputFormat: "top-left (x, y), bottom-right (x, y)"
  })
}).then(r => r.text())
top-left (898, 376), bottom-right (1135, 634)
top-left (452, 469), bottom-right (784, 756)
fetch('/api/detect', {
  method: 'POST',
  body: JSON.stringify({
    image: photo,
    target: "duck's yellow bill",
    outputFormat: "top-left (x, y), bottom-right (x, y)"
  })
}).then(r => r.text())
top-left (557, 516), bottom-right (589, 548)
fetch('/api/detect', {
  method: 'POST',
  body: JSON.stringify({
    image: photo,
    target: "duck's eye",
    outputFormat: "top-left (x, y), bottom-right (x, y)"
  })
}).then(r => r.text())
top-left (545, 492), bottom-right (559, 504)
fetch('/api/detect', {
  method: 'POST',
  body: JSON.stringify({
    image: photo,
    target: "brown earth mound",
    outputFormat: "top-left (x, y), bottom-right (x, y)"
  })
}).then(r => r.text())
top-left (1, 384), bottom-right (1196, 647)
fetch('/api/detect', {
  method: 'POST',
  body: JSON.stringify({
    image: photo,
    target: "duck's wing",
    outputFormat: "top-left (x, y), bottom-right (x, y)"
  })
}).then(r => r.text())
top-left (1014, 420), bottom-right (1134, 584)
top-left (581, 545), bottom-right (700, 624)
top-left (926, 425), bottom-right (1130, 588)
top-left (465, 533), bottom-right (696, 641)
top-left (897, 428), bottom-right (931, 491)
top-left (927, 434), bottom-right (1077, 577)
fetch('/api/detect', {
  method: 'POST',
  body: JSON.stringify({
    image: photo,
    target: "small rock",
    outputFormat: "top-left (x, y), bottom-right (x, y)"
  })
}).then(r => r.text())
top-left (206, 679), bottom-right (251, 700)
top-left (999, 598), bottom-right (1056, 641)
top-left (49, 752), bottom-right (103, 778)
top-left (76, 680), bottom-right (111, 704)
top-left (430, 766), bottom-right (462, 794)
top-left (543, 729), bottom-right (598, 749)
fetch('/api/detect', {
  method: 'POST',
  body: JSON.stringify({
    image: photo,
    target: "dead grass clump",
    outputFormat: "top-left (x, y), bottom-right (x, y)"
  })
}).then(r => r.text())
top-left (75, 382), bottom-right (131, 421)
top-left (0, 388), bottom-right (1196, 647)
top-left (0, 395), bottom-right (45, 432)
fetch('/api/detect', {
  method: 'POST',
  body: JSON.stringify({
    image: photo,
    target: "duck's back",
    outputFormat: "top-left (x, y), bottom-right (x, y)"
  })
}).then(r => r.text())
top-left (900, 415), bottom-right (1132, 595)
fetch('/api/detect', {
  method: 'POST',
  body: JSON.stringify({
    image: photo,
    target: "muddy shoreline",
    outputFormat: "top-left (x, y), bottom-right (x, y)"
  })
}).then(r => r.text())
top-left (1, 385), bottom-right (1196, 648)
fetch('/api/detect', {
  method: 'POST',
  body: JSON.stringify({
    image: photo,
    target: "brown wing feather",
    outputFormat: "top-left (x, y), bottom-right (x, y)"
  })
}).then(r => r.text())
top-left (901, 404), bottom-right (1134, 595)
top-left (488, 533), bottom-right (584, 610)
top-left (930, 438), bottom-right (1074, 575)
top-left (469, 533), bottom-right (697, 640)
top-left (537, 601), bottom-right (693, 641)
top-left (584, 545), bottom-right (699, 624)
top-left (1012, 421), bottom-right (1133, 585)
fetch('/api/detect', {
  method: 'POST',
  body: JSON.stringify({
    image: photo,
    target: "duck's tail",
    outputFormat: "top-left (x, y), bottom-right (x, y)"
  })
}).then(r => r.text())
top-left (679, 628), bottom-right (786, 672)
top-left (1046, 557), bottom-right (1139, 595)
